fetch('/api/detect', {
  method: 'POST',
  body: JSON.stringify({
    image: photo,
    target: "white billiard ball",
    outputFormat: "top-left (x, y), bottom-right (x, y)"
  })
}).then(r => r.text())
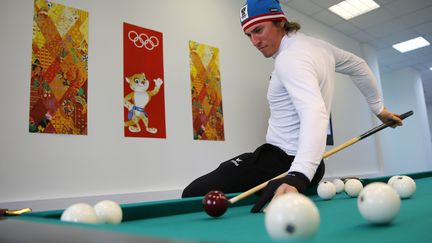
top-left (61, 203), bottom-right (99, 224)
top-left (94, 200), bottom-right (123, 224)
top-left (344, 179), bottom-right (363, 197)
top-left (317, 181), bottom-right (336, 200)
top-left (265, 193), bottom-right (320, 239)
top-left (387, 175), bottom-right (400, 186)
top-left (332, 178), bottom-right (345, 193)
top-left (358, 182), bottom-right (401, 224)
top-left (390, 175), bottom-right (416, 199)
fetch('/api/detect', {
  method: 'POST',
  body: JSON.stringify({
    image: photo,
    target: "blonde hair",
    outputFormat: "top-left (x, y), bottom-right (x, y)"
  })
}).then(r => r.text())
top-left (273, 19), bottom-right (301, 34)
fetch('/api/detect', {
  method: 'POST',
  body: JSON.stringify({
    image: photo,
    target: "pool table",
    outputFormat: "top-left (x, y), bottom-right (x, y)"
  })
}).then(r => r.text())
top-left (1, 172), bottom-right (431, 243)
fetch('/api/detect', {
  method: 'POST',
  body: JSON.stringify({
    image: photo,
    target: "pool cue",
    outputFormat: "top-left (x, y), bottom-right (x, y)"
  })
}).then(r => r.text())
top-left (228, 110), bottom-right (413, 204)
top-left (0, 207), bottom-right (32, 216)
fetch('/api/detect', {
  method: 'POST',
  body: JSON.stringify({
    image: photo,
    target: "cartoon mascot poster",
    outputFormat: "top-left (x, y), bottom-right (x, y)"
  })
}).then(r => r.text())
top-left (123, 22), bottom-right (166, 138)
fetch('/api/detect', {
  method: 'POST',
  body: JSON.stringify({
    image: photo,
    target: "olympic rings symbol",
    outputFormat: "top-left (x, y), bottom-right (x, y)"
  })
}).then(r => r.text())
top-left (128, 31), bottom-right (159, 50)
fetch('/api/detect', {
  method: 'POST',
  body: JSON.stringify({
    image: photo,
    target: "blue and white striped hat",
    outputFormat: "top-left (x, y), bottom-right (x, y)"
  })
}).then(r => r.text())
top-left (240, 0), bottom-right (287, 31)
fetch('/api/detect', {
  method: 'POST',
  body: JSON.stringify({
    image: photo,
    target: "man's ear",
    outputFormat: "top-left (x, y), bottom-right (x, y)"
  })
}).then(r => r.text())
top-left (279, 20), bottom-right (285, 28)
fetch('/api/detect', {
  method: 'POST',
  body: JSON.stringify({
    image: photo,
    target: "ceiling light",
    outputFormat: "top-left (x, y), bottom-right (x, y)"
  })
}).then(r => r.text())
top-left (329, 0), bottom-right (380, 20)
top-left (429, 67), bottom-right (432, 71)
top-left (392, 37), bottom-right (430, 53)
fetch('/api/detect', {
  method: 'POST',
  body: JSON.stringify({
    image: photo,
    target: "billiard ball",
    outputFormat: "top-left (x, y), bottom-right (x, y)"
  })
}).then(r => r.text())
top-left (387, 175), bottom-right (400, 186)
top-left (317, 181), bottom-right (336, 200)
top-left (94, 200), bottom-right (123, 224)
top-left (332, 178), bottom-right (345, 193)
top-left (389, 175), bottom-right (416, 198)
top-left (202, 191), bottom-right (229, 217)
top-left (60, 203), bottom-right (99, 224)
top-left (344, 179), bottom-right (363, 197)
top-left (358, 182), bottom-right (400, 224)
top-left (265, 193), bottom-right (320, 239)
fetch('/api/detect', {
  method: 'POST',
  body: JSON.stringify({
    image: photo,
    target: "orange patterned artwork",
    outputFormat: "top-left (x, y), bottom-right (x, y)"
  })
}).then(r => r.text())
top-left (189, 41), bottom-right (225, 141)
top-left (29, 0), bottom-right (88, 135)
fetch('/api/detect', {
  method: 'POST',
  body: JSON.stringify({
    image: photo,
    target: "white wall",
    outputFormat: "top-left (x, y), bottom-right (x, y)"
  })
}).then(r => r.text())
top-left (1, 0), bottom-right (428, 209)
top-left (427, 101), bottom-right (432, 134)
top-left (360, 43), bottom-right (385, 172)
top-left (381, 68), bottom-right (432, 174)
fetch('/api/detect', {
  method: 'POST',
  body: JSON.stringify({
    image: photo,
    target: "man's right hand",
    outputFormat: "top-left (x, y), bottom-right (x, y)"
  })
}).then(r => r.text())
top-left (377, 107), bottom-right (403, 128)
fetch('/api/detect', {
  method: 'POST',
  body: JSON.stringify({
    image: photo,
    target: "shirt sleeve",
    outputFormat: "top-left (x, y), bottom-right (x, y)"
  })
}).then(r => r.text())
top-left (330, 45), bottom-right (384, 115)
top-left (274, 52), bottom-right (329, 181)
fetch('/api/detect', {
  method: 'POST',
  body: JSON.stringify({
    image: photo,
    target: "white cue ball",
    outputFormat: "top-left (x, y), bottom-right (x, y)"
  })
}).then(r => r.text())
top-left (390, 175), bottom-right (416, 199)
top-left (344, 179), bottom-right (363, 197)
top-left (94, 200), bottom-right (123, 224)
top-left (358, 182), bottom-right (401, 224)
top-left (387, 175), bottom-right (401, 186)
top-left (265, 193), bottom-right (320, 240)
top-left (332, 178), bottom-right (345, 193)
top-left (61, 203), bottom-right (99, 224)
top-left (317, 181), bottom-right (336, 200)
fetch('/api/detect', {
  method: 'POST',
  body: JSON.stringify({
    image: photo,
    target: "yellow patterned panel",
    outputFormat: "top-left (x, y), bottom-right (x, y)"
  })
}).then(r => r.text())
top-left (34, 0), bottom-right (46, 10)
top-left (80, 17), bottom-right (89, 43)
top-left (32, 21), bottom-right (46, 49)
top-left (67, 19), bottom-right (83, 45)
top-left (49, 73), bottom-right (69, 100)
top-left (29, 0), bottom-right (88, 135)
top-left (35, 46), bottom-right (54, 70)
top-left (48, 3), bottom-right (65, 25)
top-left (51, 109), bottom-right (80, 134)
top-left (55, 8), bottom-right (78, 37)
top-left (189, 40), bottom-right (225, 141)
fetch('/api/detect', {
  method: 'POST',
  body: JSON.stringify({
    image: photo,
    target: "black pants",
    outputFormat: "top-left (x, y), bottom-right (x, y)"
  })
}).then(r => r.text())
top-left (182, 143), bottom-right (325, 197)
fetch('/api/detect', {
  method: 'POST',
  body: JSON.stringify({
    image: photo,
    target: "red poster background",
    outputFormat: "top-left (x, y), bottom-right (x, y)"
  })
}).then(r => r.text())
top-left (123, 22), bottom-right (166, 138)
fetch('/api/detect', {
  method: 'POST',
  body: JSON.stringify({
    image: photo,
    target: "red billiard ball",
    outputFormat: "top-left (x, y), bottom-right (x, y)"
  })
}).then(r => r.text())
top-left (202, 191), bottom-right (229, 217)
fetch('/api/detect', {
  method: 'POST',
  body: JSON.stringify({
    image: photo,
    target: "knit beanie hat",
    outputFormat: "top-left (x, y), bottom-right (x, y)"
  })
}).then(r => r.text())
top-left (240, 0), bottom-right (287, 31)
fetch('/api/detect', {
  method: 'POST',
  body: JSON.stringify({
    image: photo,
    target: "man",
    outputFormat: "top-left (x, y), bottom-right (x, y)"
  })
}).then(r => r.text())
top-left (182, 0), bottom-right (403, 213)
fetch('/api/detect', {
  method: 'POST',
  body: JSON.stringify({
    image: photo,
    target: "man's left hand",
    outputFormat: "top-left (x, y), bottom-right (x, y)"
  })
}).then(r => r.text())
top-left (377, 107), bottom-right (403, 128)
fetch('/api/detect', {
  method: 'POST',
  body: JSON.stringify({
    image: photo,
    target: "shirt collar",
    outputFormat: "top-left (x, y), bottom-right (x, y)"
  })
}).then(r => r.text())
top-left (272, 32), bottom-right (298, 59)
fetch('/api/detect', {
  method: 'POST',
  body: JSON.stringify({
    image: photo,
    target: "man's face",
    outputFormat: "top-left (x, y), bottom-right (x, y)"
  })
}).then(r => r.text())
top-left (244, 21), bottom-right (285, 57)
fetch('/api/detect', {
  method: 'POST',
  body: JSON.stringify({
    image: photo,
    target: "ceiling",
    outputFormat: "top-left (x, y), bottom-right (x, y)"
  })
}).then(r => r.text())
top-left (280, 0), bottom-right (432, 103)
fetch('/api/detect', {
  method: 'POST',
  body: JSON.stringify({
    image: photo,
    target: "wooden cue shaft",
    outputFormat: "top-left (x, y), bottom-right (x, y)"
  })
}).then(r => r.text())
top-left (229, 110), bottom-right (413, 204)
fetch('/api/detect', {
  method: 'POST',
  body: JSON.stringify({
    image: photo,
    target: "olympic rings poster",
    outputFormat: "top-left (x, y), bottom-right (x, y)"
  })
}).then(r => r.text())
top-left (29, 0), bottom-right (89, 135)
top-left (189, 41), bottom-right (225, 141)
top-left (123, 22), bottom-right (166, 138)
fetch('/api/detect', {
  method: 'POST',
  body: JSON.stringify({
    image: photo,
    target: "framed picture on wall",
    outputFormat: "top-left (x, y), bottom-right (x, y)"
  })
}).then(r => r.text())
top-left (327, 115), bottom-right (334, 145)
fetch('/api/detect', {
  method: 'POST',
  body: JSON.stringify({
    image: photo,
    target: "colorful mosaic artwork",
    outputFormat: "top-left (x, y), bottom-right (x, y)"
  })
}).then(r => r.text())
top-left (189, 41), bottom-right (225, 141)
top-left (123, 23), bottom-right (166, 138)
top-left (29, 0), bottom-right (88, 135)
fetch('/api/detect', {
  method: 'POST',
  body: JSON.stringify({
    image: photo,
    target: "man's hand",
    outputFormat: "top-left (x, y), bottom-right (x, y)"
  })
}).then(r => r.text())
top-left (251, 172), bottom-right (309, 213)
top-left (262, 184), bottom-right (298, 212)
top-left (377, 107), bottom-right (403, 128)
top-left (274, 183), bottom-right (298, 197)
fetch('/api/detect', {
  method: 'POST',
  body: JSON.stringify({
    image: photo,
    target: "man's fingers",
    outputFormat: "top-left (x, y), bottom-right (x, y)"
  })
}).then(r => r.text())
top-left (251, 180), bottom-right (283, 213)
top-left (251, 189), bottom-right (273, 213)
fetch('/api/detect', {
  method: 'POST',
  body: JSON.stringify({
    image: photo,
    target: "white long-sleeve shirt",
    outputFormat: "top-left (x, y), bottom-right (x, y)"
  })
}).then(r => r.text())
top-left (266, 33), bottom-right (384, 181)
